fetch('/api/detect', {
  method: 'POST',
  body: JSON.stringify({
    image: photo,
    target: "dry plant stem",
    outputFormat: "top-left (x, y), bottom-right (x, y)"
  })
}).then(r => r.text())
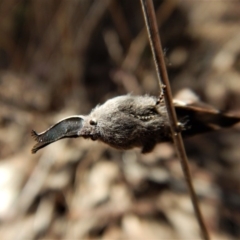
top-left (140, 1), bottom-right (210, 240)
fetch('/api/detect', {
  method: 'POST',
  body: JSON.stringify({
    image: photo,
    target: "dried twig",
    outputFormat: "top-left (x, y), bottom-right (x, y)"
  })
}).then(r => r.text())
top-left (122, 0), bottom-right (177, 72)
top-left (139, 1), bottom-right (210, 239)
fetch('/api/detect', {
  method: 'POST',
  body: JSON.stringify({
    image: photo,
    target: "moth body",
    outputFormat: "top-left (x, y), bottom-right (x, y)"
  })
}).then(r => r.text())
top-left (31, 95), bottom-right (240, 153)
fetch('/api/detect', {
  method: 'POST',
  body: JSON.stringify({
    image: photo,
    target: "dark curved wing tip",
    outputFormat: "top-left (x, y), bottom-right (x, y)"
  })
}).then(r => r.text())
top-left (31, 130), bottom-right (40, 141)
top-left (31, 146), bottom-right (38, 154)
top-left (31, 130), bottom-right (41, 154)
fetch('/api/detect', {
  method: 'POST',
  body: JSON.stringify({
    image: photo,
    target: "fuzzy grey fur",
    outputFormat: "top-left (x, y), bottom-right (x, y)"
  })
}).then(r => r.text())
top-left (80, 95), bottom-right (170, 153)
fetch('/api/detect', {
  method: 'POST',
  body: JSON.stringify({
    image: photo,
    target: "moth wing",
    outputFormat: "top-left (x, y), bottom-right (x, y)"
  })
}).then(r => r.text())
top-left (31, 116), bottom-right (84, 153)
top-left (174, 100), bottom-right (240, 136)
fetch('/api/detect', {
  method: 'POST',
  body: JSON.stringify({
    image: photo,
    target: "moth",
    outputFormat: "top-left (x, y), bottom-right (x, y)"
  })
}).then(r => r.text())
top-left (31, 94), bottom-right (240, 154)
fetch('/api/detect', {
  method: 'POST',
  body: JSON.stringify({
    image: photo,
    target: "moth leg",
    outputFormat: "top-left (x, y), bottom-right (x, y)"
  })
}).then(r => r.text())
top-left (156, 84), bottom-right (166, 105)
top-left (141, 142), bottom-right (156, 154)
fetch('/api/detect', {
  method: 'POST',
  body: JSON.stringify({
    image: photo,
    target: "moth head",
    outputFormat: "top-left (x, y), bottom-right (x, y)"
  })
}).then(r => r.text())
top-left (79, 117), bottom-right (99, 140)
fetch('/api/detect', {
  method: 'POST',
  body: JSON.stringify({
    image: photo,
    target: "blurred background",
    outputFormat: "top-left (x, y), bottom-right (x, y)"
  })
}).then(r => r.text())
top-left (0, 0), bottom-right (240, 239)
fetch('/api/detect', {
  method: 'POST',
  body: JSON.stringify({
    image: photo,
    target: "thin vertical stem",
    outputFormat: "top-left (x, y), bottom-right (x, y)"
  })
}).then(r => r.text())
top-left (139, 1), bottom-right (210, 240)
